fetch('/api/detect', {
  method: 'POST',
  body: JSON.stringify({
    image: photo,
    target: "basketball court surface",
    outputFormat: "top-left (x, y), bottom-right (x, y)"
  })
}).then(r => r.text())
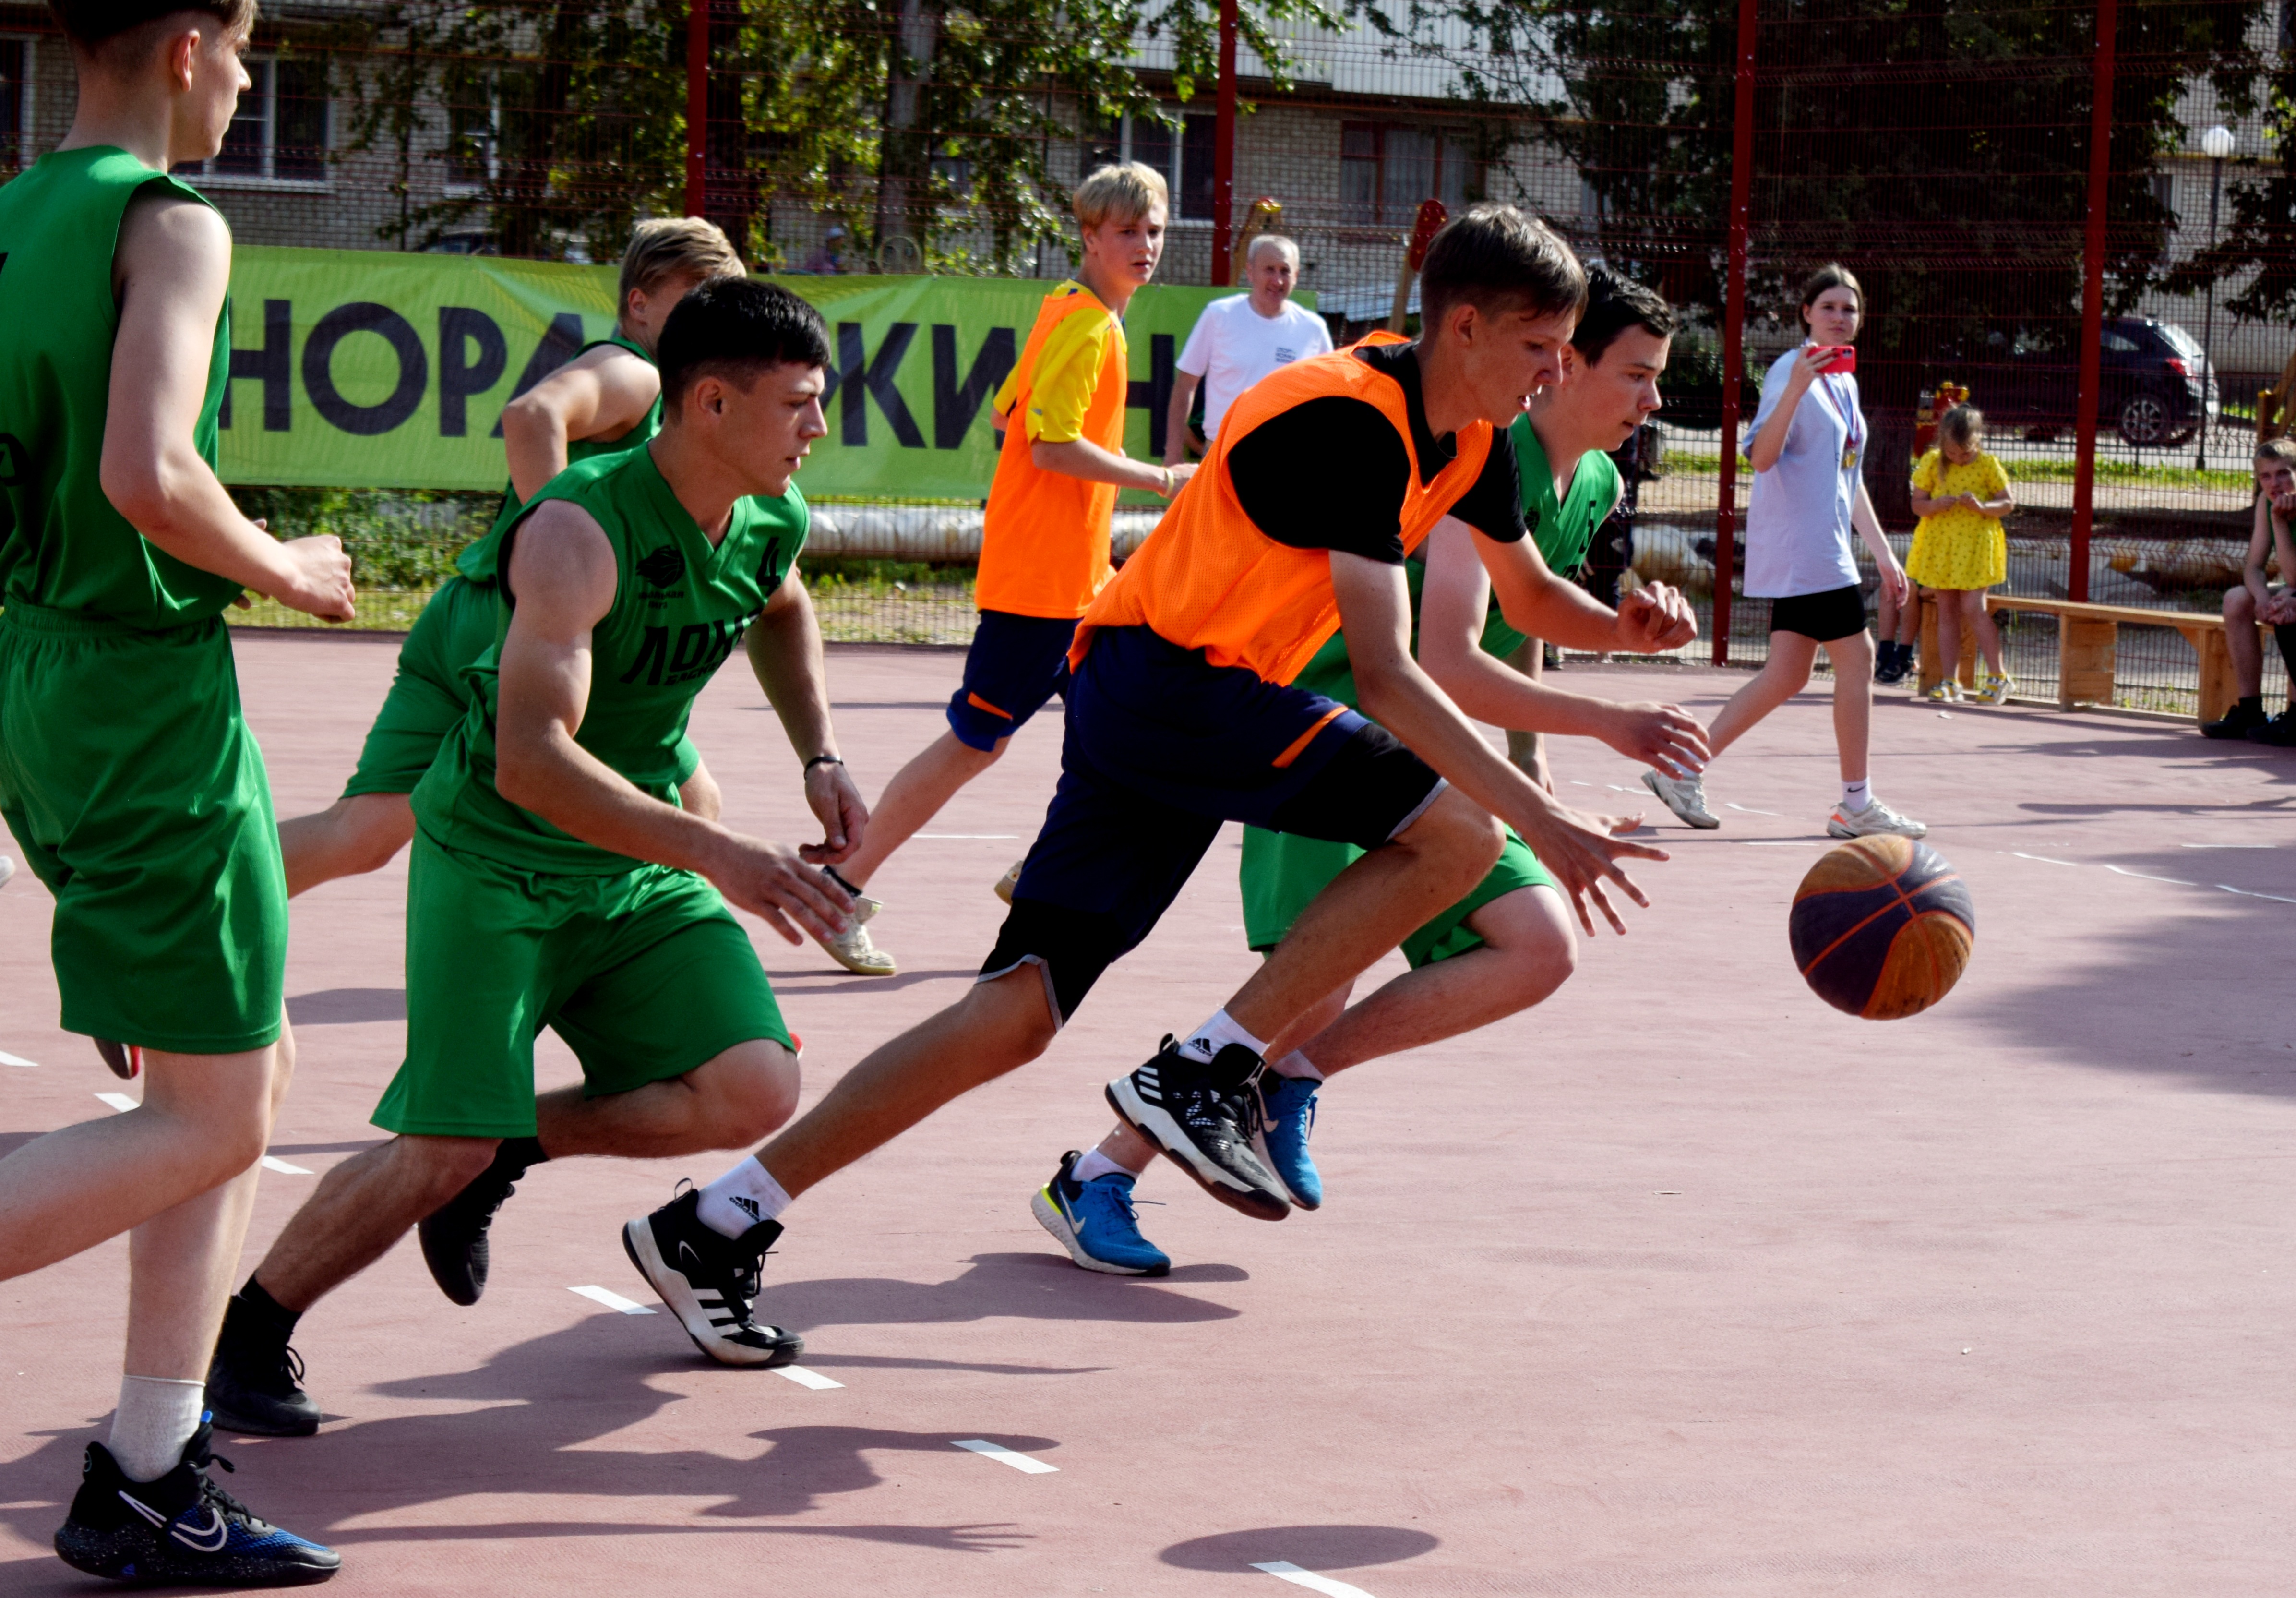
top-left (3, 635), bottom-right (2292, 1596)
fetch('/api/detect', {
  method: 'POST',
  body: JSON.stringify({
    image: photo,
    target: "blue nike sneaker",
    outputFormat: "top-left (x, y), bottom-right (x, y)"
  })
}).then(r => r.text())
top-left (1030, 1152), bottom-right (1171, 1276)
top-left (55, 1418), bottom-right (339, 1586)
top-left (1252, 1073), bottom-right (1323, 1210)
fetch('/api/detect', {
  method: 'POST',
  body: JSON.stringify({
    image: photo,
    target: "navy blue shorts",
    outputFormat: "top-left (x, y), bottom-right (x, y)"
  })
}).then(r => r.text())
top-left (945, 610), bottom-right (1078, 752)
top-left (981, 625), bottom-right (1445, 1023)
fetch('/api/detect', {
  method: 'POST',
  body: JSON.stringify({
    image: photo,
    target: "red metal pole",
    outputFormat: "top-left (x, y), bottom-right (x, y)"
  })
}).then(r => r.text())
top-left (1212, 0), bottom-right (1238, 286)
top-left (1712, 0), bottom-right (1758, 666)
top-left (684, 0), bottom-right (708, 218)
top-left (2070, 0), bottom-right (2117, 603)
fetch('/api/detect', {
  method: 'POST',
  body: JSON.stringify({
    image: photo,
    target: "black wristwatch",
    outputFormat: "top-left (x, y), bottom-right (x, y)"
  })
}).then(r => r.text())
top-left (804, 754), bottom-right (844, 775)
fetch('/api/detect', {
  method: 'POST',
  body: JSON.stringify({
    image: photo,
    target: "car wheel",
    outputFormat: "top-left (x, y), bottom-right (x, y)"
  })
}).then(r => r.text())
top-left (2117, 392), bottom-right (2172, 446)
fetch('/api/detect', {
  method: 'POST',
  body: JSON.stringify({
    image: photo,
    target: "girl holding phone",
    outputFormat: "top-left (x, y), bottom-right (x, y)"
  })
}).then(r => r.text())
top-left (1642, 264), bottom-right (1927, 839)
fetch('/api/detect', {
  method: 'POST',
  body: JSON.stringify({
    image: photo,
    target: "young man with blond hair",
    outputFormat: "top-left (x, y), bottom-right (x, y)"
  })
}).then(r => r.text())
top-left (623, 207), bottom-right (1694, 1361)
top-left (809, 163), bottom-right (1192, 976)
top-left (272, 216), bottom-right (745, 901)
top-left (0, 2), bottom-right (353, 1582)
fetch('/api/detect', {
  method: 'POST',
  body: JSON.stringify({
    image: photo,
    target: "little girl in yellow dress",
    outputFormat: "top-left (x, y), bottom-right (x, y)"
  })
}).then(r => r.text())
top-left (1906, 403), bottom-right (2016, 704)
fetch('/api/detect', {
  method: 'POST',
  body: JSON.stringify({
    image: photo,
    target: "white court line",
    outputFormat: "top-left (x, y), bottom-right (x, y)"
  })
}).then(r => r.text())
top-left (914, 833), bottom-right (1019, 840)
top-left (94, 1092), bottom-right (137, 1113)
top-left (1725, 802), bottom-right (1781, 816)
top-left (2105, 864), bottom-right (2197, 887)
top-left (2183, 842), bottom-right (2276, 849)
top-left (1252, 1563), bottom-right (1380, 1598)
top-left (772, 1365), bottom-right (843, 1390)
top-left (2219, 884), bottom-right (2296, 904)
top-left (568, 1284), bottom-right (655, 1315)
top-left (2008, 852), bottom-right (2079, 866)
top-left (950, 1439), bottom-right (1057, 1474)
top-left (260, 1156), bottom-right (312, 1176)
top-left (1739, 840), bottom-right (1818, 847)
top-left (0, 1050), bottom-right (36, 1068)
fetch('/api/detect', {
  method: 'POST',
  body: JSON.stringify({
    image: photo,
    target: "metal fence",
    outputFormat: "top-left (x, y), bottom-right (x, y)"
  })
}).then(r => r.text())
top-left (6, 0), bottom-right (2292, 716)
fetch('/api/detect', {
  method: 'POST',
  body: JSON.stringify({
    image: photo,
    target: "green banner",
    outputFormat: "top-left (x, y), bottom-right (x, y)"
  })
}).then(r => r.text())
top-left (217, 246), bottom-right (1310, 500)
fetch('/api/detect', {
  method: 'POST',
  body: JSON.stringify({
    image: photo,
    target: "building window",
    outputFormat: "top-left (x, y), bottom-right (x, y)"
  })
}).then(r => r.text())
top-left (444, 77), bottom-right (500, 194)
top-left (178, 56), bottom-right (329, 184)
top-left (1082, 109), bottom-right (1215, 221)
top-left (1341, 124), bottom-right (1475, 228)
top-left (0, 38), bottom-right (29, 169)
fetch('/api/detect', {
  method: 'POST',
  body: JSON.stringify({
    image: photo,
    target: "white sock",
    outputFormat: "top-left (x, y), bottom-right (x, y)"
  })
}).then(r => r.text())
top-left (1070, 1148), bottom-right (1141, 1183)
top-left (1177, 1009), bottom-right (1268, 1065)
top-left (1842, 778), bottom-right (1872, 812)
top-left (110, 1376), bottom-right (205, 1483)
top-left (1268, 1049), bottom-right (1325, 1082)
top-left (696, 1158), bottom-right (794, 1239)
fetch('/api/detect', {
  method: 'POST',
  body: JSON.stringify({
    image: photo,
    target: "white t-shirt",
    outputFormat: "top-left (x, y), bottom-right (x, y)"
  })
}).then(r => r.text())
top-left (1743, 347), bottom-right (1866, 598)
top-left (1176, 294), bottom-right (1334, 440)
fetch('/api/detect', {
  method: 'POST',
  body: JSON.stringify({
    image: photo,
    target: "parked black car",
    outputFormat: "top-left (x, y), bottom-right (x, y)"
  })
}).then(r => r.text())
top-left (1925, 317), bottom-right (2216, 448)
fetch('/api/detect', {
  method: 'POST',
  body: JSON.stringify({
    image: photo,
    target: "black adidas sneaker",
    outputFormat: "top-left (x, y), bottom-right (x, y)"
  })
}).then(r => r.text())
top-left (418, 1137), bottom-right (543, 1306)
top-left (205, 1294), bottom-right (321, 1439)
top-left (622, 1188), bottom-right (804, 1368)
top-left (54, 1421), bottom-right (339, 1586)
top-left (1105, 1036), bottom-right (1290, 1221)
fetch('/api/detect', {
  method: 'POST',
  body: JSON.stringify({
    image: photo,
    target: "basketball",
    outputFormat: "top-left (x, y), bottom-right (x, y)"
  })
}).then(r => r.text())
top-left (1788, 836), bottom-right (1975, 1020)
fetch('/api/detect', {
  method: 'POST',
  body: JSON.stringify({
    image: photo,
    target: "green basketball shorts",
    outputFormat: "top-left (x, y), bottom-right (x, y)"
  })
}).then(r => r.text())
top-left (1238, 823), bottom-right (1557, 970)
top-left (344, 574), bottom-right (702, 799)
top-left (372, 829), bottom-right (791, 1138)
top-left (0, 604), bottom-right (286, 1053)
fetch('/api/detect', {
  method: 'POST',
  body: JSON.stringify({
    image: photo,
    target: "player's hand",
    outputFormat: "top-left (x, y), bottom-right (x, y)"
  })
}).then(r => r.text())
top-left (2265, 591), bottom-right (2296, 626)
top-left (800, 759), bottom-right (868, 865)
top-left (1785, 345), bottom-right (1834, 395)
top-left (1878, 559), bottom-right (1911, 611)
top-left (271, 533), bottom-right (356, 623)
top-left (1613, 582), bottom-right (1698, 653)
top-left (1507, 793), bottom-right (1668, 938)
top-left (1161, 462), bottom-right (1197, 498)
top-left (706, 832), bottom-right (855, 945)
top-left (1598, 699), bottom-right (1710, 778)
top-left (2270, 486), bottom-right (2296, 519)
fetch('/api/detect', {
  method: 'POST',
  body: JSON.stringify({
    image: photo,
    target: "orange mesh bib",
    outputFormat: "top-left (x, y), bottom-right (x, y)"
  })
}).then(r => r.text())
top-left (977, 286), bottom-right (1129, 618)
top-left (1073, 338), bottom-right (1493, 685)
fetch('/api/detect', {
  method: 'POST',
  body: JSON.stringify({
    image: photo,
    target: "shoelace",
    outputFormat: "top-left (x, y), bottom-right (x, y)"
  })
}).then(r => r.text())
top-left (184, 1441), bottom-right (261, 1528)
top-left (271, 1343), bottom-right (306, 1394)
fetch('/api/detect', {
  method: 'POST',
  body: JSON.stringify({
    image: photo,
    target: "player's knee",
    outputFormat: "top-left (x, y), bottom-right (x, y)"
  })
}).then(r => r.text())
top-left (699, 1043), bottom-right (802, 1144)
top-left (2226, 585), bottom-right (2258, 623)
top-left (1409, 790), bottom-right (1506, 885)
top-left (965, 970), bottom-right (1060, 1069)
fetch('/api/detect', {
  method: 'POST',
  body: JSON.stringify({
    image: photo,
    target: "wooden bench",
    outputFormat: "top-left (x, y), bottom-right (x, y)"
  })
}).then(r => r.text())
top-left (1926, 593), bottom-right (2267, 724)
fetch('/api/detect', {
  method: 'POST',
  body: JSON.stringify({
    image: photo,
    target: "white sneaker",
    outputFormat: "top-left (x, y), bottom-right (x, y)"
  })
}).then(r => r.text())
top-left (0, 854), bottom-right (13, 889)
top-left (1974, 674), bottom-right (2015, 707)
top-left (1826, 797), bottom-right (1928, 840)
top-left (816, 894), bottom-right (897, 975)
top-left (993, 858), bottom-right (1023, 905)
top-left (1640, 768), bottom-right (1720, 829)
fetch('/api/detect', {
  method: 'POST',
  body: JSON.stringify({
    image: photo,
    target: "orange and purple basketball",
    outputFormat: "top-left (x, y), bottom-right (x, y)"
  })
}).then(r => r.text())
top-left (1788, 836), bottom-right (1974, 1020)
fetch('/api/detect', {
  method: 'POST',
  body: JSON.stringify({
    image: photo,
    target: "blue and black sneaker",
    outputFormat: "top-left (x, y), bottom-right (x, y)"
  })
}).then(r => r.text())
top-left (1030, 1151), bottom-right (1171, 1276)
top-left (1252, 1073), bottom-right (1323, 1210)
top-left (54, 1418), bottom-right (339, 1586)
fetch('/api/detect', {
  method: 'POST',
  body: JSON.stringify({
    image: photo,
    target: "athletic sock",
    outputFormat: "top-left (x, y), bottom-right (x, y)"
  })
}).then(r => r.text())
top-left (2237, 694), bottom-right (2264, 714)
top-left (823, 865), bottom-right (864, 897)
top-left (1071, 1148), bottom-right (1140, 1183)
top-left (1176, 1009), bottom-right (1267, 1066)
top-left (1268, 1049), bottom-right (1325, 1082)
top-left (109, 1375), bottom-right (205, 1483)
top-left (696, 1158), bottom-right (793, 1239)
top-left (238, 1274), bottom-right (301, 1338)
top-left (1842, 778), bottom-right (1872, 812)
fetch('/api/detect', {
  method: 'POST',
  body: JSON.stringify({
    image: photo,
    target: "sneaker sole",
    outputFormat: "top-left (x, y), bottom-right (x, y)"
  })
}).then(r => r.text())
top-left (1028, 1187), bottom-right (1169, 1277)
top-left (203, 1392), bottom-right (321, 1439)
top-left (820, 941), bottom-right (898, 976)
top-left (620, 1217), bottom-right (802, 1369)
top-left (55, 1525), bottom-right (340, 1586)
top-left (1826, 818), bottom-right (1929, 841)
top-left (1103, 1078), bottom-right (1289, 1222)
top-left (1639, 771), bottom-right (1719, 829)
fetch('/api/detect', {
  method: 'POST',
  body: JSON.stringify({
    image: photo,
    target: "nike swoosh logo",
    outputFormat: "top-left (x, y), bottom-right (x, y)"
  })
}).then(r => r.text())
top-left (171, 1506), bottom-right (228, 1553)
top-left (117, 1490), bottom-right (167, 1529)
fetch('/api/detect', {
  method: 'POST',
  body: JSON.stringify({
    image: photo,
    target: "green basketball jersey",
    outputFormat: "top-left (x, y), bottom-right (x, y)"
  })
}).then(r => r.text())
top-left (462, 333), bottom-right (663, 583)
top-left (1289, 416), bottom-right (1625, 709)
top-left (415, 445), bottom-right (808, 875)
top-left (0, 148), bottom-right (239, 626)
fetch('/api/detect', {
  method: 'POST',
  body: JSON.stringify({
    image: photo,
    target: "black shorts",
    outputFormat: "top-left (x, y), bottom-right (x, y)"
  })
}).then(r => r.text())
top-left (1767, 584), bottom-right (1867, 643)
top-left (945, 610), bottom-right (1077, 751)
top-left (979, 625), bottom-right (1446, 1024)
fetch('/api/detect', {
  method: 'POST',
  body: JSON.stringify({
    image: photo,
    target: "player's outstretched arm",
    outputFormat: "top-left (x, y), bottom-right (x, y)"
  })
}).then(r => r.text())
top-left (743, 567), bottom-right (867, 863)
top-left (1419, 522), bottom-right (1709, 776)
top-left (493, 503), bottom-right (851, 943)
top-left (1467, 515), bottom-right (1698, 657)
top-left (501, 345), bottom-right (660, 500)
top-left (1335, 551), bottom-right (1666, 935)
top-left (103, 192), bottom-right (353, 621)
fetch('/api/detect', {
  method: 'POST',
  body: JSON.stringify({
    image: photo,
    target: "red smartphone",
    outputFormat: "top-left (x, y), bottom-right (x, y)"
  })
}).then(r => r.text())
top-left (1810, 344), bottom-right (1857, 374)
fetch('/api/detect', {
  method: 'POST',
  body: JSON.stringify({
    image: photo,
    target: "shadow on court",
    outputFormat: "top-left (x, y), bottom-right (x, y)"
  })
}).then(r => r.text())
top-left (1161, 1523), bottom-right (1440, 1570)
top-left (287, 987), bottom-right (406, 1025)
top-left (762, 1250), bottom-right (1243, 1334)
